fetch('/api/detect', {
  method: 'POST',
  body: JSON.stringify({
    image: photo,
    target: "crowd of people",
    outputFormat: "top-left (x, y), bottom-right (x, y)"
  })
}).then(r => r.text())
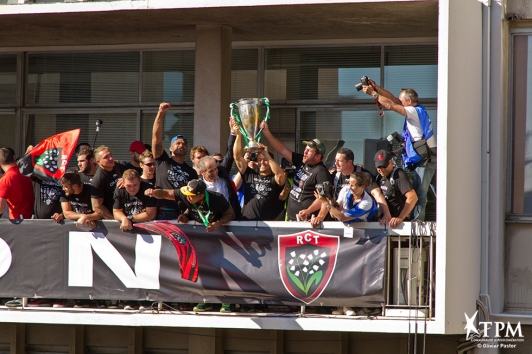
top-left (0, 84), bottom-right (436, 315)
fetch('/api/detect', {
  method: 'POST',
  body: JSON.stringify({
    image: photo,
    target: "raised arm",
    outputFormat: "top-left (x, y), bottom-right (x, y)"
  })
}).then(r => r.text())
top-left (144, 188), bottom-right (176, 201)
top-left (259, 121), bottom-right (293, 164)
top-left (362, 80), bottom-right (405, 116)
top-left (152, 102), bottom-right (171, 159)
top-left (261, 144), bottom-right (286, 187)
top-left (233, 120), bottom-right (248, 174)
top-left (219, 117), bottom-right (238, 171)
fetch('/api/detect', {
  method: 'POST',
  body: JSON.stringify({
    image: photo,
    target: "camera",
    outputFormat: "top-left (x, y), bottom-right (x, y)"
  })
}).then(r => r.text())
top-left (249, 152), bottom-right (258, 162)
top-left (355, 75), bottom-right (370, 91)
top-left (316, 181), bottom-right (335, 199)
top-left (386, 132), bottom-right (403, 144)
top-left (387, 132), bottom-right (405, 157)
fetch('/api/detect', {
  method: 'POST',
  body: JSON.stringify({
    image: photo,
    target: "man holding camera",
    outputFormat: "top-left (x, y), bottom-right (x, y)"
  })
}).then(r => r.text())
top-left (374, 150), bottom-right (418, 228)
top-left (315, 171), bottom-right (378, 224)
top-left (260, 122), bottom-right (332, 224)
top-left (328, 147), bottom-right (391, 224)
top-left (233, 122), bottom-right (286, 221)
top-left (362, 80), bottom-right (436, 221)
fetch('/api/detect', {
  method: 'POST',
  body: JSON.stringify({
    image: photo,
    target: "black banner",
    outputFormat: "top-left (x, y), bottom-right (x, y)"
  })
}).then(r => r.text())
top-left (0, 220), bottom-right (387, 307)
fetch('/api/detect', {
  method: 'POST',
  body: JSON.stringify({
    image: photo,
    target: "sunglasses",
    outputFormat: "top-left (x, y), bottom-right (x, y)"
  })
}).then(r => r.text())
top-left (214, 159), bottom-right (222, 165)
top-left (142, 163), bottom-right (155, 167)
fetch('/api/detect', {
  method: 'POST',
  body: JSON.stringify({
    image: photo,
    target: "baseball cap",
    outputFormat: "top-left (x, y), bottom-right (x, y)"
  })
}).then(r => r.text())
top-left (374, 150), bottom-right (392, 168)
top-left (180, 179), bottom-right (206, 196)
top-left (302, 139), bottom-right (326, 156)
top-left (170, 135), bottom-right (188, 146)
top-left (129, 141), bottom-right (146, 154)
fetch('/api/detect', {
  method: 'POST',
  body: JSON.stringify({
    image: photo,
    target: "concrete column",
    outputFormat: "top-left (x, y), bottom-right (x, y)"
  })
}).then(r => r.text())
top-left (194, 25), bottom-right (232, 154)
top-left (438, 0), bottom-right (483, 333)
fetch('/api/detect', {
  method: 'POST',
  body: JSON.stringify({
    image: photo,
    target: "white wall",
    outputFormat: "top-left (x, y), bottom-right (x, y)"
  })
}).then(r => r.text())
top-left (438, 0), bottom-right (484, 334)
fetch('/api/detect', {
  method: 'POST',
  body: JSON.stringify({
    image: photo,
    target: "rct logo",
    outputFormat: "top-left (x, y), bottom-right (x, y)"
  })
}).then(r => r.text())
top-left (465, 311), bottom-right (524, 340)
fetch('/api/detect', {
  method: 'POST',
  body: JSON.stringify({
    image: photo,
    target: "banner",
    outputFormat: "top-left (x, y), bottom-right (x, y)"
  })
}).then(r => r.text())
top-left (0, 220), bottom-right (387, 307)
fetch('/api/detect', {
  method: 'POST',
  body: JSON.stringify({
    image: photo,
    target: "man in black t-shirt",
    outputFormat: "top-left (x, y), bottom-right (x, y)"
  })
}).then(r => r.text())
top-left (77, 148), bottom-right (97, 186)
top-left (233, 125), bottom-right (285, 221)
top-left (374, 150), bottom-right (418, 228)
top-left (91, 146), bottom-right (125, 220)
top-left (32, 176), bottom-right (63, 221)
top-left (328, 147), bottom-right (391, 225)
top-left (152, 102), bottom-right (198, 220)
top-left (145, 179), bottom-right (234, 232)
top-left (260, 122), bottom-right (332, 223)
top-left (60, 170), bottom-right (101, 228)
top-left (113, 169), bottom-right (157, 232)
top-left (139, 150), bottom-right (156, 186)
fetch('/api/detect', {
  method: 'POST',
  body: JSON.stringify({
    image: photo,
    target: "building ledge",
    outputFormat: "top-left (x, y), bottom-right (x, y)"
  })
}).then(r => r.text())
top-left (0, 306), bottom-right (445, 334)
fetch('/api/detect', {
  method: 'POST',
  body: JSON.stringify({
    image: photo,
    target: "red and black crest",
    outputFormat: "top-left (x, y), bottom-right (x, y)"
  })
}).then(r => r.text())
top-left (278, 230), bottom-right (339, 304)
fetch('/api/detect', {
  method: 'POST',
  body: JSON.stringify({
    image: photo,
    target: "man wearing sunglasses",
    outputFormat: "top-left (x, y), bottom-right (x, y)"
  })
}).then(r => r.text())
top-left (259, 122), bottom-right (332, 223)
top-left (139, 150), bottom-right (156, 187)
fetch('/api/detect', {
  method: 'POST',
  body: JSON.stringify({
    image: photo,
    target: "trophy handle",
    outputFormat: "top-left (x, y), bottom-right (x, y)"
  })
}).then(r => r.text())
top-left (255, 97), bottom-right (270, 142)
top-left (230, 101), bottom-right (250, 146)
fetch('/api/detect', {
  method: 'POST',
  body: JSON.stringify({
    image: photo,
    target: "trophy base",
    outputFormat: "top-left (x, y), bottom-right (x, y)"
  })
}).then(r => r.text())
top-left (244, 146), bottom-right (260, 153)
top-left (245, 141), bottom-right (260, 153)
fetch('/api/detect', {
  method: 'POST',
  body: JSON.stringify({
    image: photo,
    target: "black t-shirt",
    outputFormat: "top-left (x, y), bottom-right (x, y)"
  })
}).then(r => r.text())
top-left (79, 172), bottom-right (94, 186)
top-left (173, 189), bottom-right (230, 224)
top-left (113, 181), bottom-right (157, 217)
top-left (287, 152), bottom-right (332, 221)
top-left (60, 184), bottom-right (94, 214)
top-left (155, 150), bottom-right (198, 210)
top-left (333, 166), bottom-right (379, 198)
top-left (90, 166), bottom-right (124, 213)
top-left (376, 167), bottom-right (414, 218)
top-left (141, 177), bottom-right (155, 187)
top-left (241, 167), bottom-right (283, 221)
top-left (118, 161), bottom-right (143, 175)
top-left (32, 176), bottom-right (63, 219)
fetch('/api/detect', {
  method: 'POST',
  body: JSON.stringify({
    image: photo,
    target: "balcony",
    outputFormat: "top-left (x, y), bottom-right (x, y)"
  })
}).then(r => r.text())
top-left (0, 219), bottom-right (437, 334)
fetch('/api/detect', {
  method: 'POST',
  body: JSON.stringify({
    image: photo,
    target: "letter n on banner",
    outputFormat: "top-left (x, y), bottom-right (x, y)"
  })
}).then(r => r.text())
top-left (68, 232), bottom-right (161, 289)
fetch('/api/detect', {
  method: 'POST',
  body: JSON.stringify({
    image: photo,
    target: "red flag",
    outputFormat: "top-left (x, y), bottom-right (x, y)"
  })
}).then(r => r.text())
top-left (135, 221), bottom-right (199, 282)
top-left (18, 129), bottom-right (80, 183)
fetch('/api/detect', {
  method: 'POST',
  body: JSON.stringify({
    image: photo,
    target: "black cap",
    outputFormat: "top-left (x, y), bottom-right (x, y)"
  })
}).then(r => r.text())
top-left (374, 150), bottom-right (392, 168)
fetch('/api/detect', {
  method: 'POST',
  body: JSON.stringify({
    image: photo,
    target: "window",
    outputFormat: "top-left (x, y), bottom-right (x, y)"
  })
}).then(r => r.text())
top-left (511, 34), bottom-right (532, 214)
top-left (27, 52), bottom-right (140, 104)
top-left (264, 46), bottom-right (381, 102)
top-left (142, 50), bottom-right (195, 103)
top-left (0, 114), bottom-right (16, 149)
top-left (231, 49), bottom-right (258, 102)
top-left (0, 54), bottom-right (17, 105)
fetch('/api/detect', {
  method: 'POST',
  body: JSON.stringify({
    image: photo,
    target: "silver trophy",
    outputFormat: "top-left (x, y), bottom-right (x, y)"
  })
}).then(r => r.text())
top-left (230, 97), bottom-right (270, 152)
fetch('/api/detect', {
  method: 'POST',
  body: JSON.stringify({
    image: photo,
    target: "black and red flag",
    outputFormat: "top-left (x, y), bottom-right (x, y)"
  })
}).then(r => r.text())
top-left (135, 221), bottom-right (199, 282)
top-left (17, 129), bottom-right (80, 183)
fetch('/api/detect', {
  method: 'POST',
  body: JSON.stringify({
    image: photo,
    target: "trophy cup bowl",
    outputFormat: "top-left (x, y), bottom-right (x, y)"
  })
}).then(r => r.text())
top-left (230, 97), bottom-right (270, 153)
